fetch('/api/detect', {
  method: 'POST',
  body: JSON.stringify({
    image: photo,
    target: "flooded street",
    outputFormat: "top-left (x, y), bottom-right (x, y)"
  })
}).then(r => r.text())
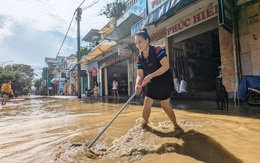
top-left (0, 96), bottom-right (259, 163)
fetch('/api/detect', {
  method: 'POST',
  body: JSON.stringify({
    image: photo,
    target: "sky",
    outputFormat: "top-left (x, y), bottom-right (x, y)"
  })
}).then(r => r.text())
top-left (0, 0), bottom-right (114, 78)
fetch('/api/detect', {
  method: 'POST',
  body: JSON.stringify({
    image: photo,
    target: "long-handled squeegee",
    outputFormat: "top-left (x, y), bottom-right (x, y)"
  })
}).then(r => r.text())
top-left (87, 83), bottom-right (145, 148)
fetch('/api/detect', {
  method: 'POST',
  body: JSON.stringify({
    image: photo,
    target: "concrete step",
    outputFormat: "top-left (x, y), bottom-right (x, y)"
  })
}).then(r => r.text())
top-left (172, 91), bottom-right (215, 100)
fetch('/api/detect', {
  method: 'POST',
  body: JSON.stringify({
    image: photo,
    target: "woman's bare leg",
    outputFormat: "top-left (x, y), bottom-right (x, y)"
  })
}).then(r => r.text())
top-left (3, 94), bottom-right (8, 105)
top-left (142, 96), bottom-right (154, 127)
top-left (116, 91), bottom-right (119, 98)
top-left (1, 96), bottom-right (4, 105)
top-left (113, 90), bottom-right (115, 97)
top-left (161, 98), bottom-right (180, 128)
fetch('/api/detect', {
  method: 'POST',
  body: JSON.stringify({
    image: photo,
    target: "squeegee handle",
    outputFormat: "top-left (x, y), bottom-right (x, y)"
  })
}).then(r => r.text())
top-left (88, 91), bottom-right (137, 148)
top-left (88, 82), bottom-right (147, 148)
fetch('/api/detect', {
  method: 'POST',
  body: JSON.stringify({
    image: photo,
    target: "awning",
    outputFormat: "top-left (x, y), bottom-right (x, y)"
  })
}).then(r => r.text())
top-left (106, 14), bottom-right (142, 40)
top-left (69, 64), bottom-right (77, 71)
top-left (98, 19), bottom-right (116, 35)
top-left (131, 0), bottom-right (198, 36)
top-left (80, 40), bottom-right (117, 63)
top-left (51, 77), bottom-right (66, 84)
top-left (51, 68), bottom-right (66, 74)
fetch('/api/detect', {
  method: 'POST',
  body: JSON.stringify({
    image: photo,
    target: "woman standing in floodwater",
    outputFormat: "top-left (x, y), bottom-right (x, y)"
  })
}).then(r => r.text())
top-left (1, 80), bottom-right (13, 105)
top-left (134, 28), bottom-right (181, 131)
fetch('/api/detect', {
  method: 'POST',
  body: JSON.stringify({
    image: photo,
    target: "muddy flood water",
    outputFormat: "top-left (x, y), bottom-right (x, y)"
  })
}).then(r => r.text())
top-left (0, 96), bottom-right (259, 163)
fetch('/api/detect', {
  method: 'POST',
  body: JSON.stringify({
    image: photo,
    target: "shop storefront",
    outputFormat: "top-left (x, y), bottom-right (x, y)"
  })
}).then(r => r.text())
top-left (137, 0), bottom-right (223, 97)
top-left (99, 48), bottom-right (134, 96)
top-left (167, 1), bottom-right (220, 93)
top-left (87, 63), bottom-right (98, 91)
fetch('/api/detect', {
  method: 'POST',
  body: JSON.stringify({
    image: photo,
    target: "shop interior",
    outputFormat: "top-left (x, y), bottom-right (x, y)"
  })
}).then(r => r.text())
top-left (170, 29), bottom-right (221, 93)
top-left (107, 60), bottom-right (128, 95)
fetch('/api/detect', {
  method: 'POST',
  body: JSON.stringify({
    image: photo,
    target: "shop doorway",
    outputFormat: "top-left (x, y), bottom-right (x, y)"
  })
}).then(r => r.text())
top-left (107, 60), bottom-right (128, 96)
top-left (170, 29), bottom-right (221, 93)
top-left (88, 74), bottom-right (97, 90)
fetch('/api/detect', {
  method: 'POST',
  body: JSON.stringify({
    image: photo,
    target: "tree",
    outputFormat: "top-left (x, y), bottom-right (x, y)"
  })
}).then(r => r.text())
top-left (34, 78), bottom-right (43, 93)
top-left (79, 46), bottom-right (88, 57)
top-left (1, 64), bottom-right (35, 95)
top-left (76, 46), bottom-right (92, 59)
top-left (0, 71), bottom-right (14, 91)
top-left (101, 0), bottom-right (126, 19)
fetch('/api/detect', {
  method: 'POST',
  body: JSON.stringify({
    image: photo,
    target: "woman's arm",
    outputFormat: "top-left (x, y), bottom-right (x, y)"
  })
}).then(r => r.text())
top-left (143, 56), bottom-right (170, 84)
top-left (135, 69), bottom-right (144, 94)
top-left (136, 69), bottom-right (144, 84)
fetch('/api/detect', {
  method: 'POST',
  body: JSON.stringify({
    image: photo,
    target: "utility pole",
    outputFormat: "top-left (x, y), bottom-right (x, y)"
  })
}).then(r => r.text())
top-left (46, 67), bottom-right (49, 96)
top-left (76, 7), bottom-right (82, 98)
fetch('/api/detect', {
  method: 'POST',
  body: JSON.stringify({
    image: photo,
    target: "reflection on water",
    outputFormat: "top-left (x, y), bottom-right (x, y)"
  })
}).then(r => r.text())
top-left (0, 96), bottom-right (259, 163)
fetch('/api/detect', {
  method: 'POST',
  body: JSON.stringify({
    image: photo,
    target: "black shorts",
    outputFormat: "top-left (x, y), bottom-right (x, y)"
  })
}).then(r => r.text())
top-left (145, 70), bottom-right (174, 100)
top-left (1, 91), bottom-right (9, 95)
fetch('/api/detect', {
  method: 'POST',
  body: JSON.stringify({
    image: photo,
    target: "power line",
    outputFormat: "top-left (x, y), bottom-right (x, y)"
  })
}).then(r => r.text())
top-left (56, 0), bottom-right (100, 56)
top-left (78, 0), bottom-right (86, 9)
top-left (56, 0), bottom-right (86, 56)
top-left (65, 21), bottom-right (77, 56)
top-left (82, 0), bottom-right (99, 10)
top-left (56, 11), bottom-right (77, 56)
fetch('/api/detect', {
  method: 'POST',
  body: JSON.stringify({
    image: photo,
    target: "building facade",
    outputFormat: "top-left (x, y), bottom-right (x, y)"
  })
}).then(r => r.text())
top-left (44, 54), bottom-right (78, 96)
top-left (79, 0), bottom-right (259, 100)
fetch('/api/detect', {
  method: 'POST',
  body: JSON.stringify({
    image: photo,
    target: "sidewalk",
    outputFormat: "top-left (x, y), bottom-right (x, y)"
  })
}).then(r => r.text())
top-left (3, 94), bottom-right (259, 110)
top-left (1, 94), bottom-right (259, 118)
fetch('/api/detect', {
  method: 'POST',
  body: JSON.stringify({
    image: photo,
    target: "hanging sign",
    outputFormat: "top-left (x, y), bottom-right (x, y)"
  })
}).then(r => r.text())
top-left (218, 0), bottom-right (233, 33)
top-left (102, 55), bottom-right (125, 67)
top-left (80, 70), bottom-right (87, 77)
top-left (118, 48), bottom-right (133, 57)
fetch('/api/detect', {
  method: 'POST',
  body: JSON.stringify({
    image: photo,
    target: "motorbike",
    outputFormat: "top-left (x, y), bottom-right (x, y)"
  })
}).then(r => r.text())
top-left (238, 76), bottom-right (260, 106)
